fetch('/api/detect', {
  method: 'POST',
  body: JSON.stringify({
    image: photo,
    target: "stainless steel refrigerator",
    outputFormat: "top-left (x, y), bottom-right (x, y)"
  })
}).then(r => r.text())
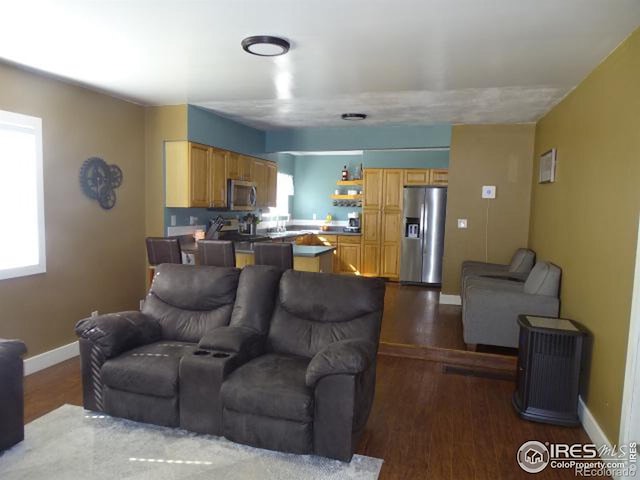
top-left (400, 186), bottom-right (447, 285)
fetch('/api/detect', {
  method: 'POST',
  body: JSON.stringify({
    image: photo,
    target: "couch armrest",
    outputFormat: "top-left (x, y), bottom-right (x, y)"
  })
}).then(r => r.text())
top-left (463, 287), bottom-right (560, 348)
top-left (75, 311), bottom-right (161, 359)
top-left (0, 339), bottom-right (26, 359)
top-left (306, 339), bottom-right (376, 387)
top-left (198, 326), bottom-right (264, 356)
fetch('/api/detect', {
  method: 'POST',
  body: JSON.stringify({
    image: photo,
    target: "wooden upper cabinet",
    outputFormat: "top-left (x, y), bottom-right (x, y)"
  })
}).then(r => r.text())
top-left (363, 169), bottom-right (383, 208)
top-left (166, 142), bottom-right (278, 209)
top-left (210, 148), bottom-right (228, 208)
top-left (165, 141), bottom-right (209, 208)
top-left (226, 152), bottom-right (241, 180)
top-left (266, 162), bottom-right (277, 207)
top-left (382, 169), bottom-right (403, 211)
top-left (431, 169), bottom-right (448, 185)
top-left (404, 169), bottom-right (431, 186)
top-left (239, 155), bottom-right (254, 182)
top-left (253, 160), bottom-right (267, 207)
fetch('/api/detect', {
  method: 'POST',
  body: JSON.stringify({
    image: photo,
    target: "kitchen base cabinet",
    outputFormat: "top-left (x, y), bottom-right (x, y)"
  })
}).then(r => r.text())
top-left (336, 235), bottom-right (361, 275)
top-left (294, 254), bottom-right (334, 274)
top-left (381, 243), bottom-right (401, 279)
top-left (361, 244), bottom-right (380, 277)
top-left (233, 250), bottom-right (334, 273)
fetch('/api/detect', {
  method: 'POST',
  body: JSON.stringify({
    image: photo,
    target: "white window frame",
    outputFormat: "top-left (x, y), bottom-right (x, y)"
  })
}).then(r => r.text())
top-left (0, 109), bottom-right (46, 280)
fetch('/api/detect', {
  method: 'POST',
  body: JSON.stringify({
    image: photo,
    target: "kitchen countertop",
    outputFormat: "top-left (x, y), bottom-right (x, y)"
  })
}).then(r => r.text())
top-left (181, 241), bottom-right (335, 258)
top-left (262, 229), bottom-right (361, 239)
top-left (234, 243), bottom-right (335, 257)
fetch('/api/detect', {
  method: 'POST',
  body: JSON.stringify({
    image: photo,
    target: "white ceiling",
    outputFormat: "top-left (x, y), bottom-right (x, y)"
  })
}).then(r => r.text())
top-left (1, 1), bottom-right (639, 129)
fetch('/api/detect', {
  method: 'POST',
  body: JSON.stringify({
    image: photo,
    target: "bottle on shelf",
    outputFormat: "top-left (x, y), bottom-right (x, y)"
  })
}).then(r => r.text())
top-left (356, 163), bottom-right (363, 180)
top-left (341, 165), bottom-right (349, 181)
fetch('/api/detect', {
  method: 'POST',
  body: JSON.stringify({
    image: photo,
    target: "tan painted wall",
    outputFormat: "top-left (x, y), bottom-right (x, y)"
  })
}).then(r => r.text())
top-left (529, 28), bottom-right (640, 442)
top-left (442, 124), bottom-right (535, 295)
top-left (144, 106), bottom-right (187, 237)
top-left (0, 62), bottom-right (146, 357)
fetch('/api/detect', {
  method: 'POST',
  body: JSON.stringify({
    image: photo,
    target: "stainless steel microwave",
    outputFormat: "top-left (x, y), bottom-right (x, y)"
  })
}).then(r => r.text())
top-left (228, 179), bottom-right (257, 211)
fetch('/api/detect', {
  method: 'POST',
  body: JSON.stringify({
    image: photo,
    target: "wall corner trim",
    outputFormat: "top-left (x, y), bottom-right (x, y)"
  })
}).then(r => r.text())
top-left (439, 293), bottom-right (462, 305)
top-left (24, 341), bottom-right (79, 376)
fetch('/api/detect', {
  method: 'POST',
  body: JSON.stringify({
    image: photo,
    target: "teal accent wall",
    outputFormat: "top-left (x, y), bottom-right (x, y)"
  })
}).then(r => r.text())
top-left (166, 106), bottom-right (269, 231)
top-left (293, 155), bottom-right (360, 221)
top-left (265, 124), bottom-right (451, 152)
top-left (363, 149), bottom-right (449, 168)
top-left (166, 115), bottom-right (452, 228)
top-left (291, 149), bottom-right (449, 220)
top-left (187, 105), bottom-right (265, 155)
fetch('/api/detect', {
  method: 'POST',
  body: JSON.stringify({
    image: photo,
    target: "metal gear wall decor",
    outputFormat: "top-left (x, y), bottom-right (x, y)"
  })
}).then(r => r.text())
top-left (79, 157), bottom-right (123, 210)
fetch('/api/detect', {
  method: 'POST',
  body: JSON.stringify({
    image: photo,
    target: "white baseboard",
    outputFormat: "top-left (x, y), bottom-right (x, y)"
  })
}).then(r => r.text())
top-left (578, 396), bottom-right (626, 480)
top-left (439, 293), bottom-right (462, 305)
top-left (578, 396), bottom-right (612, 448)
top-left (24, 341), bottom-right (79, 376)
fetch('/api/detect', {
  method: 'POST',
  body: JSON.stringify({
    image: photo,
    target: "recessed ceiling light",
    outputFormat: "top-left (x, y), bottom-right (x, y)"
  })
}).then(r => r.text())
top-left (241, 36), bottom-right (290, 57)
top-left (341, 113), bottom-right (367, 121)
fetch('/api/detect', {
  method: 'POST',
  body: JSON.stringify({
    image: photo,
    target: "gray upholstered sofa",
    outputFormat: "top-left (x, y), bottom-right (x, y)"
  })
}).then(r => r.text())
top-left (462, 261), bottom-right (561, 348)
top-left (0, 339), bottom-right (26, 451)
top-left (460, 248), bottom-right (535, 295)
top-left (75, 264), bottom-right (385, 461)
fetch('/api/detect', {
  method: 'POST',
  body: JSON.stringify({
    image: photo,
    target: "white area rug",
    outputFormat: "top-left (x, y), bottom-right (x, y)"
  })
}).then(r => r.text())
top-left (0, 405), bottom-right (382, 479)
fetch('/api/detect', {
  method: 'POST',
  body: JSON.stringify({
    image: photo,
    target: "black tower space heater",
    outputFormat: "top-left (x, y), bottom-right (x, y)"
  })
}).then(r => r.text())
top-left (513, 315), bottom-right (588, 426)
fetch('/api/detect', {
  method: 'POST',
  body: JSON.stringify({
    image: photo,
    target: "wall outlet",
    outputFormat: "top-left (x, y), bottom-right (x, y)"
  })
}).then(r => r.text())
top-left (189, 216), bottom-right (198, 225)
top-left (312, 213), bottom-right (317, 220)
top-left (170, 215), bottom-right (176, 226)
top-left (91, 310), bottom-right (98, 318)
top-left (482, 185), bottom-right (496, 199)
top-left (139, 299), bottom-right (145, 310)
top-left (457, 219), bottom-right (468, 229)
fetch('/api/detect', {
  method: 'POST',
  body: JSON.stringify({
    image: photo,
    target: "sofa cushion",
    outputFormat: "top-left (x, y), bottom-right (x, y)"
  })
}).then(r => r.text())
top-left (508, 249), bottom-right (536, 273)
top-left (101, 341), bottom-right (197, 398)
top-left (142, 264), bottom-right (241, 342)
top-left (523, 262), bottom-right (561, 296)
top-left (221, 354), bottom-right (313, 422)
top-left (267, 271), bottom-right (385, 358)
top-left (229, 265), bottom-right (282, 334)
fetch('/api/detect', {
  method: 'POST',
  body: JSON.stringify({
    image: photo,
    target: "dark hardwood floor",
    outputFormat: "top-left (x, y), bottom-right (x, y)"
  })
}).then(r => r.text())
top-left (380, 283), bottom-right (465, 350)
top-left (22, 355), bottom-right (604, 480)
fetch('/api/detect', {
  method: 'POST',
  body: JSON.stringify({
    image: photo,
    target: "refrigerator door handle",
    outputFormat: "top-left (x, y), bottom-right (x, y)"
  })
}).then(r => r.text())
top-left (421, 199), bottom-right (428, 252)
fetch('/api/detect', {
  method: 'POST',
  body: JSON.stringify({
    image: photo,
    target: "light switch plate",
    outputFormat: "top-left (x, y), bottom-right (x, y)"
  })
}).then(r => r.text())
top-left (482, 186), bottom-right (496, 199)
top-left (457, 218), bottom-right (468, 229)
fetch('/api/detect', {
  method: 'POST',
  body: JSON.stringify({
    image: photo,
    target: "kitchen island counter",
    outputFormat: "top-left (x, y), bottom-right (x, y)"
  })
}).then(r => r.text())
top-left (181, 241), bottom-right (335, 273)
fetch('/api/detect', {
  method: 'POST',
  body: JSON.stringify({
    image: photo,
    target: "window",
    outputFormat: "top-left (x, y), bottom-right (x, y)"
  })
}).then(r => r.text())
top-left (0, 110), bottom-right (45, 280)
top-left (269, 172), bottom-right (294, 216)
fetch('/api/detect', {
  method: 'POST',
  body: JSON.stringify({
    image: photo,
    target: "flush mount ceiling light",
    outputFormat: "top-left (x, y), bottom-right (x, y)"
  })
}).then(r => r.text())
top-left (341, 113), bottom-right (367, 121)
top-left (241, 36), bottom-right (290, 56)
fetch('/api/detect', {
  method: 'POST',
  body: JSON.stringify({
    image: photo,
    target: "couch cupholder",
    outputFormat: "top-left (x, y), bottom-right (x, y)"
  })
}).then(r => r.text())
top-left (193, 350), bottom-right (212, 356)
top-left (212, 352), bottom-right (230, 359)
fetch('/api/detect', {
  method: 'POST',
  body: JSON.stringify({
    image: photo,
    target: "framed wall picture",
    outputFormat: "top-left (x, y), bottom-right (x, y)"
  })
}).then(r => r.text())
top-left (539, 148), bottom-right (557, 183)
